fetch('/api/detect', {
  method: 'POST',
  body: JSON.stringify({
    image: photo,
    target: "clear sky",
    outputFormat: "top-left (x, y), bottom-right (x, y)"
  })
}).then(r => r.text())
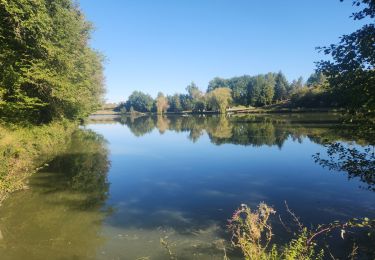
top-left (79, 0), bottom-right (365, 103)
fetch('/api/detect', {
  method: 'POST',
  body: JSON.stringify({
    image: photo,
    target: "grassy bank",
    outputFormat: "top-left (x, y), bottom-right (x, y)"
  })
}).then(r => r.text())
top-left (0, 121), bottom-right (77, 204)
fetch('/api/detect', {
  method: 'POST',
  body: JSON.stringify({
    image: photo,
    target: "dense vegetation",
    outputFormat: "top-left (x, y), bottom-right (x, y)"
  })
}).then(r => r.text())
top-left (119, 72), bottom-right (332, 114)
top-left (0, 0), bottom-right (105, 123)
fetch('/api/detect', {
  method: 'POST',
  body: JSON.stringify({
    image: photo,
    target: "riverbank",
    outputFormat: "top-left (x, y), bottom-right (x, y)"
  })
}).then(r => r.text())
top-left (91, 105), bottom-right (345, 118)
top-left (0, 121), bottom-right (76, 204)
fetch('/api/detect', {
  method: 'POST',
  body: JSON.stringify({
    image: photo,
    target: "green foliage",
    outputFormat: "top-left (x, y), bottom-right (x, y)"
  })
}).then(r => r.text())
top-left (281, 229), bottom-right (324, 260)
top-left (274, 72), bottom-right (289, 102)
top-left (207, 73), bottom-right (289, 107)
top-left (192, 99), bottom-right (206, 113)
top-left (290, 85), bottom-right (333, 108)
top-left (206, 87), bottom-right (232, 113)
top-left (228, 203), bottom-right (276, 259)
top-left (168, 94), bottom-right (183, 112)
top-left (317, 0), bottom-right (375, 112)
top-left (186, 82), bottom-right (206, 112)
top-left (248, 74), bottom-right (276, 106)
top-left (228, 204), bottom-right (324, 260)
top-left (306, 72), bottom-right (327, 87)
top-left (125, 91), bottom-right (154, 112)
top-left (0, 0), bottom-right (105, 123)
top-left (229, 203), bottom-right (374, 260)
top-left (186, 81), bottom-right (202, 100)
top-left (207, 77), bottom-right (228, 92)
top-left (226, 76), bottom-right (252, 105)
top-left (179, 94), bottom-right (194, 111)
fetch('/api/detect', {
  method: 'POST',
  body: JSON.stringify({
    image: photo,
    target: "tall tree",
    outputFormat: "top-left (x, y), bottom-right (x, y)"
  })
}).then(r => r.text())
top-left (179, 94), bottom-right (194, 111)
top-left (247, 74), bottom-right (275, 106)
top-left (125, 91), bottom-right (154, 112)
top-left (207, 87), bottom-right (232, 113)
top-left (317, 0), bottom-right (375, 111)
top-left (227, 76), bottom-right (252, 105)
top-left (260, 73), bottom-right (275, 105)
top-left (168, 94), bottom-right (182, 112)
top-left (274, 72), bottom-right (289, 101)
top-left (186, 82), bottom-right (202, 100)
top-left (207, 77), bottom-right (228, 92)
top-left (156, 92), bottom-right (169, 114)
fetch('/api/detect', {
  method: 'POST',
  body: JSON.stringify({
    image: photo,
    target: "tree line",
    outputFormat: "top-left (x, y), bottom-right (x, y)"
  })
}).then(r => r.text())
top-left (0, 0), bottom-right (105, 123)
top-left (119, 71), bottom-right (330, 114)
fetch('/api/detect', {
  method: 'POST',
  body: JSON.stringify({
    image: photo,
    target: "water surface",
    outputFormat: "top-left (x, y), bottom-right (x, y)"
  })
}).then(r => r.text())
top-left (0, 114), bottom-right (374, 259)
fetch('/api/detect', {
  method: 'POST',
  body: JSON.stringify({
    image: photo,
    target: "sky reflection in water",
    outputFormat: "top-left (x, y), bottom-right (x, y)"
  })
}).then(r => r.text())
top-left (0, 114), bottom-right (374, 259)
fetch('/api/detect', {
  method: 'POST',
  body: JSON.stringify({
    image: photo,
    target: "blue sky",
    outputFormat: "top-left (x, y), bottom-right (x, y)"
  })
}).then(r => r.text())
top-left (79, 0), bottom-right (365, 103)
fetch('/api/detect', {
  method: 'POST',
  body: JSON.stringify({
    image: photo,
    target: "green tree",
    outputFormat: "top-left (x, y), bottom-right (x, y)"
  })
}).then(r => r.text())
top-left (193, 99), bottom-right (206, 113)
top-left (247, 76), bottom-right (263, 106)
top-left (260, 73), bottom-right (275, 105)
top-left (207, 77), bottom-right (228, 92)
top-left (207, 87), bottom-right (232, 113)
top-left (247, 74), bottom-right (275, 106)
top-left (186, 82), bottom-right (202, 100)
top-left (317, 0), bottom-right (375, 111)
top-left (179, 94), bottom-right (194, 111)
top-left (274, 72), bottom-right (289, 101)
top-left (306, 72), bottom-right (327, 87)
top-left (289, 77), bottom-right (305, 94)
top-left (168, 94), bottom-right (182, 112)
top-left (227, 76), bottom-right (252, 106)
top-left (125, 91), bottom-right (154, 112)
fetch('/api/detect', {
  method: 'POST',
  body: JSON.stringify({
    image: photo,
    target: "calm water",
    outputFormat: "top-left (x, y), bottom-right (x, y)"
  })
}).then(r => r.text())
top-left (0, 114), bottom-right (374, 259)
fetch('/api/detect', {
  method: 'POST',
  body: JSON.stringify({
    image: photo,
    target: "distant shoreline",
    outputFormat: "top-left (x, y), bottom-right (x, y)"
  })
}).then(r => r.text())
top-left (90, 107), bottom-right (345, 118)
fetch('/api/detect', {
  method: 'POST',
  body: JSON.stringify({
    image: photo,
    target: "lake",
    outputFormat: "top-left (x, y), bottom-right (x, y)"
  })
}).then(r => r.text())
top-left (0, 114), bottom-right (374, 259)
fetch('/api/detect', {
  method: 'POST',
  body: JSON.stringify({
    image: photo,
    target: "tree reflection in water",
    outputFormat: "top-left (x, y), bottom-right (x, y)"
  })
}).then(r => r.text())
top-left (45, 129), bottom-right (111, 209)
top-left (314, 143), bottom-right (375, 191)
top-left (0, 129), bottom-right (111, 259)
top-left (118, 114), bottom-right (375, 192)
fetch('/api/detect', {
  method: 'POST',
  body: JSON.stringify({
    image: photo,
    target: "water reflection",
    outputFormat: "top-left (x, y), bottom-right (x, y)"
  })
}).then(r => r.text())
top-left (117, 114), bottom-right (375, 191)
top-left (0, 129), bottom-right (110, 259)
top-left (44, 129), bottom-right (111, 209)
top-left (119, 114), bottom-right (372, 147)
top-left (314, 142), bottom-right (375, 191)
top-left (0, 114), bottom-right (374, 259)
